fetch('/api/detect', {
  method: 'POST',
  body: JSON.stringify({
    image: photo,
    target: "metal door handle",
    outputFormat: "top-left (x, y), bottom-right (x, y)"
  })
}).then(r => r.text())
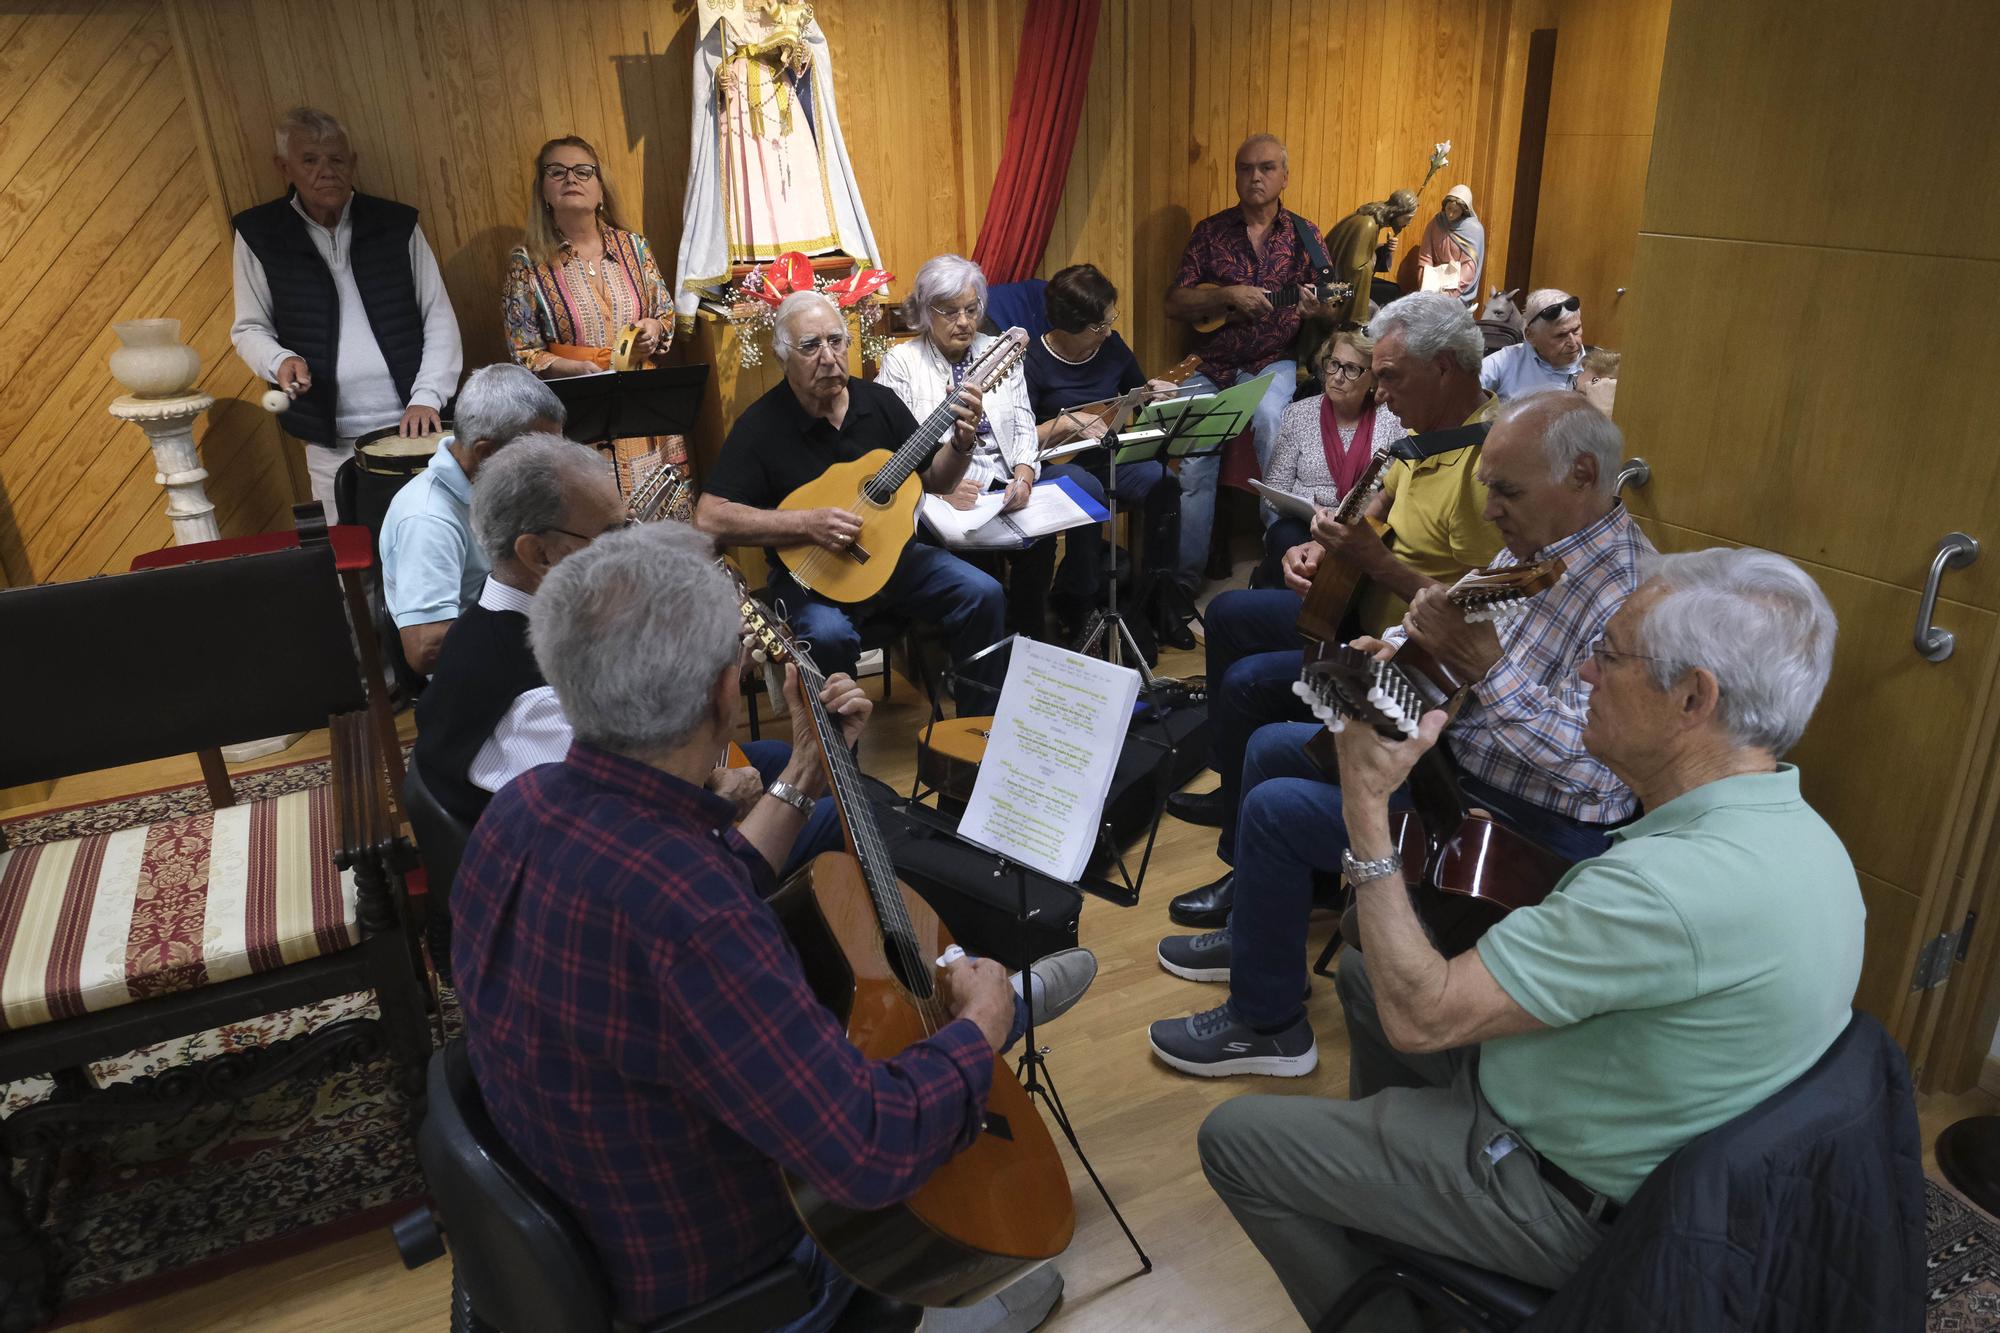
top-left (1915, 532), bottom-right (1979, 662)
top-left (1615, 457), bottom-right (1650, 496)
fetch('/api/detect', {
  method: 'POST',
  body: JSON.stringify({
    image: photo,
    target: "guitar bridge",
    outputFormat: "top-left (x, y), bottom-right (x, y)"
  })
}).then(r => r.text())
top-left (842, 541), bottom-right (871, 564)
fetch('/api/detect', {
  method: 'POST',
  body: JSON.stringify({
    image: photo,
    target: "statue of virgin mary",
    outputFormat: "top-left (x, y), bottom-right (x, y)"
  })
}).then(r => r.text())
top-left (674, 0), bottom-right (883, 325)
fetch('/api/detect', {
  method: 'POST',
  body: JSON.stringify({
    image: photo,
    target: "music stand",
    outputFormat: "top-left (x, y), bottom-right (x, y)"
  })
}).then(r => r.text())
top-left (546, 364), bottom-right (710, 447)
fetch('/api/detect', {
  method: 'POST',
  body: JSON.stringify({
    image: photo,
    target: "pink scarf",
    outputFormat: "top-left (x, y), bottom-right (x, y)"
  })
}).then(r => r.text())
top-left (1318, 397), bottom-right (1377, 497)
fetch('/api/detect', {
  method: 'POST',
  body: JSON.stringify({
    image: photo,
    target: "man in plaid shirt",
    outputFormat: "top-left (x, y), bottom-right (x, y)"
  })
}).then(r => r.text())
top-left (1150, 392), bottom-right (1654, 1078)
top-left (451, 523), bottom-right (1064, 1331)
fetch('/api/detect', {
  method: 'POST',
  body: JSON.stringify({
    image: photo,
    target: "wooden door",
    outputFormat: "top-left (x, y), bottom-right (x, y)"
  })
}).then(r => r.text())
top-left (1616, 0), bottom-right (2000, 1079)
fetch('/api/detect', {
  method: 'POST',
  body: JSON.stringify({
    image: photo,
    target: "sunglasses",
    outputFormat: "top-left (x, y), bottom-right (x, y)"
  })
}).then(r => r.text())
top-left (1531, 296), bottom-right (1581, 325)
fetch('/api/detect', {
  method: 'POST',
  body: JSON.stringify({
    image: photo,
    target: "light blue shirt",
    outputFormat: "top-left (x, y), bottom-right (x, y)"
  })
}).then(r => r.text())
top-left (1479, 342), bottom-right (1579, 399)
top-left (381, 438), bottom-right (488, 629)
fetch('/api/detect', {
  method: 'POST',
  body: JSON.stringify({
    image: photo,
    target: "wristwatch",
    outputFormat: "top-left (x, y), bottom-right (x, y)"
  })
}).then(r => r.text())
top-left (766, 781), bottom-right (817, 818)
top-left (1341, 848), bottom-right (1404, 887)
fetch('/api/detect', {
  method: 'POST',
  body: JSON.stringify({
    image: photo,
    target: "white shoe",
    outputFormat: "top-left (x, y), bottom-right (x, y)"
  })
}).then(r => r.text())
top-left (921, 1264), bottom-right (1063, 1332)
top-left (1012, 948), bottom-right (1097, 1027)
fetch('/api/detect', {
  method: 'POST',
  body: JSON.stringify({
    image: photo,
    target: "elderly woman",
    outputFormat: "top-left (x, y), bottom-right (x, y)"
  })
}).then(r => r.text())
top-left (1259, 330), bottom-right (1406, 579)
top-left (1023, 263), bottom-right (1185, 647)
top-left (878, 254), bottom-right (1107, 643)
top-left (1481, 288), bottom-right (1585, 399)
top-left (1416, 184), bottom-right (1486, 307)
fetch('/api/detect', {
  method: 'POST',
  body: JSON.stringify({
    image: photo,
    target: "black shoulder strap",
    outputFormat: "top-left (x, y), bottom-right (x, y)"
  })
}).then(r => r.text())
top-left (1390, 419), bottom-right (1492, 463)
top-left (1288, 212), bottom-right (1334, 283)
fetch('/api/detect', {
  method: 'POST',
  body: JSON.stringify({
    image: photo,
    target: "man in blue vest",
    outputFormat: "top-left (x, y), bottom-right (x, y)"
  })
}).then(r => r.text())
top-left (230, 106), bottom-right (463, 515)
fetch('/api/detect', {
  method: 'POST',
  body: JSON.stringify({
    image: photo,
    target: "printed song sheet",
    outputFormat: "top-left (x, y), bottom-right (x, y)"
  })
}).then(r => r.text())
top-left (958, 639), bottom-right (1140, 882)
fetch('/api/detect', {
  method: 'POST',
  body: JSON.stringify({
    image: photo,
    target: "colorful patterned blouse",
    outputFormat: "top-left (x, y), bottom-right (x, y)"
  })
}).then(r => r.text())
top-left (503, 226), bottom-right (674, 372)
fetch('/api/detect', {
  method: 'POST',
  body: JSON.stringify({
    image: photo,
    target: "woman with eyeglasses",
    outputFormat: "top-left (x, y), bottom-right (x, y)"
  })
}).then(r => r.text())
top-left (876, 254), bottom-right (1107, 642)
top-left (503, 136), bottom-right (673, 378)
top-left (1258, 330), bottom-right (1405, 579)
top-left (1479, 288), bottom-right (1584, 399)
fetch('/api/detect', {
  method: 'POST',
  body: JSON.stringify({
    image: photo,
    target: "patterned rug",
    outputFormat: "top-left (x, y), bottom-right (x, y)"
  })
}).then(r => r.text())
top-left (1930, 1182), bottom-right (2000, 1328)
top-left (0, 758), bottom-right (434, 1323)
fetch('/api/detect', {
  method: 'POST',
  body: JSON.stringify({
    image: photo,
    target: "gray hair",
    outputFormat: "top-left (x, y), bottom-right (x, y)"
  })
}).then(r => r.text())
top-left (471, 434), bottom-right (612, 566)
top-left (1367, 292), bottom-right (1483, 375)
top-left (455, 362), bottom-right (566, 448)
top-left (902, 254), bottom-right (987, 331)
top-left (1525, 288), bottom-right (1576, 324)
top-left (1237, 133), bottom-right (1288, 168)
top-left (275, 107), bottom-right (349, 157)
top-left (1496, 390), bottom-right (1623, 495)
top-left (527, 523), bottom-right (741, 759)
top-left (772, 290), bottom-right (845, 362)
top-left (1633, 548), bottom-right (1838, 757)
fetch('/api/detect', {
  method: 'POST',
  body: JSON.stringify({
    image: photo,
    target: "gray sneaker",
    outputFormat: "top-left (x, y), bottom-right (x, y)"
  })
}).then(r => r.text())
top-left (1013, 948), bottom-right (1097, 1027)
top-left (920, 1263), bottom-right (1063, 1332)
top-left (1148, 1002), bottom-right (1318, 1078)
top-left (1156, 929), bottom-right (1231, 982)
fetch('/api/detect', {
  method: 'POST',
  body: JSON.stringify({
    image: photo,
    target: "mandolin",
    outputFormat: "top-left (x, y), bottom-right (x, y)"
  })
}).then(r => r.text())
top-left (1041, 353), bottom-right (1204, 451)
top-left (775, 329), bottom-right (1031, 604)
top-left (1189, 278), bottom-right (1354, 335)
top-left (731, 575), bottom-right (1075, 1306)
top-left (626, 460), bottom-right (694, 524)
top-left (1294, 448), bottom-right (1398, 652)
top-left (1293, 556), bottom-right (1570, 954)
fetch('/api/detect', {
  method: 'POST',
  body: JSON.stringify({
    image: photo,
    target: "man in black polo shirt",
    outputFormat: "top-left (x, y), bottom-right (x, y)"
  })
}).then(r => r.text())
top-left (696, 290), bottom-right (1007, 707)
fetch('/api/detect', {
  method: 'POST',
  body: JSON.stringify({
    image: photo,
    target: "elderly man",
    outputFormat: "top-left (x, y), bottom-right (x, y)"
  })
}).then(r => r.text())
top-left (696, 290), bottom-right (1006, 707)
top-left (452, 521), bottom-right (1090, 1332)
top-left (412, 435), bottom-right (841, 873)
top-left (1481, 288), bottom-right (1585, 398)
top-left (230, 106), bottom-right (462, 514)
top-left (1165, 133), bottom-right (1327, 592)
top-left (1198, 547), bottom-right (1858, 1330)
top-left (380, 363), bottom-right (566, 674)
top-left (1164, 293), bottom-right (1505, 929)
top-left (1150, 391), bottom-right (1653, 1075)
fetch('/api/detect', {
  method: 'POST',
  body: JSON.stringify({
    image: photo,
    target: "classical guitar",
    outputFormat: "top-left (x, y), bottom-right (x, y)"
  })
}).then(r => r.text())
top-left (775, 329), bottom-right (1031, 605)
top-left (1293, 556), bottom-right (1571, 955)
top-left (731, 577), bottom-right (1075, 1306)
top-left (1189, 278), bottom-right (1355, 335)
top-left (1294, 447), bottom-right (1398, 652)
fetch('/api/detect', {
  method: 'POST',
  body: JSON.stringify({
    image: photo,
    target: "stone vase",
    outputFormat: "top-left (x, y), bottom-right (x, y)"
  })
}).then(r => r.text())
top-left (109, 318), bottom-right (203, 398)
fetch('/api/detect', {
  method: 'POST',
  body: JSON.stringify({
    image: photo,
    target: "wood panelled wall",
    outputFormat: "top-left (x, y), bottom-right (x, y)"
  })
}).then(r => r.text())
top-left (0, 2), bottom-right (297, 588)
top-left (5, 0), bottom-right (1632, 584)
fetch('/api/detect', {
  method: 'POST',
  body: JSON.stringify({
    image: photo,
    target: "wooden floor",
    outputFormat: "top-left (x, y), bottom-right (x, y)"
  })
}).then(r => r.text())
top-left (11, 644), bottom-right (1993, 1333)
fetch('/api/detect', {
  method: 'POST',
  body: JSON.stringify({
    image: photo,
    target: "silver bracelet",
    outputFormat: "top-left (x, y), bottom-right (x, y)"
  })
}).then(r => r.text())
top-left (1341, 848), bottom-right (1403, 887)
top-left (765, 781), bottom-right (816, 818)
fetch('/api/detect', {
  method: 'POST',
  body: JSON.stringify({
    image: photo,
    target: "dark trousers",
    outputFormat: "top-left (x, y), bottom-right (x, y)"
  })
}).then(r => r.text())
top-left (975, 462), bottom-right (1108, 638)
top-left (1203, 588), bottom-right (1314, 863)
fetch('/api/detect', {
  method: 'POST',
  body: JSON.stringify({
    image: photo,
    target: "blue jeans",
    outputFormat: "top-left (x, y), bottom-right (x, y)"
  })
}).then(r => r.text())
top-left (1226, 724), bottom-right (1617, 1031)
top-left (740, 740), bottom-right (843, 880)
top-left (769, 541), bottom-right (1007, 711)
top-left (1175, 361), bottom-right (1297, 585)
top-left (1204, 589), bottom-right (1314, 864)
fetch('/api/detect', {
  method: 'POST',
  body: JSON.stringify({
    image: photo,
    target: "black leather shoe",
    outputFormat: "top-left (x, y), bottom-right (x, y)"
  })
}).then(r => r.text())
top-left (1169, 872), bottom-right (1234, 928)
top-left (1165, 788), bottom-right (1227, 828)
top-left (1158, 613), bottom-right (1197, 651)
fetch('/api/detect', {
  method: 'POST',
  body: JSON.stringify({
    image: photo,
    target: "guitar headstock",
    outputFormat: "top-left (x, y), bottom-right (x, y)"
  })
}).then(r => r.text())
top-left (967, 326), bottom-right (1031, 394)
top-left (1447, 555), bottom-right (1566, 626)
top-left (627, 462), bottom-right (691, 523)
top-left (1162, 353), bottom-right (1203, 385)
top-left (718, 559), bottom-right (812, 674)
top-left (1293, 645), bottom-right (1425, 740)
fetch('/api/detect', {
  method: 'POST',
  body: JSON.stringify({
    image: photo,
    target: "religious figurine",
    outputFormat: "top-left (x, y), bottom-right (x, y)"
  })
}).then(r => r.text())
top-left (674, 0), bottom-right (883, 326)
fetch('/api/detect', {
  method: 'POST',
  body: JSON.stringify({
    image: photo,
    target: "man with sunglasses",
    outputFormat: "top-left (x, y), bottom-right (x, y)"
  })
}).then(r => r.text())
top-left (1481, 289), bottom-right (1586, 399)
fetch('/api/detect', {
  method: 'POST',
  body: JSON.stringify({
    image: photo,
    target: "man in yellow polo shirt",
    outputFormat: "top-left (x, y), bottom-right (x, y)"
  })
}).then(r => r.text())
top-left (1163, 292), bottom-right (1502, 929)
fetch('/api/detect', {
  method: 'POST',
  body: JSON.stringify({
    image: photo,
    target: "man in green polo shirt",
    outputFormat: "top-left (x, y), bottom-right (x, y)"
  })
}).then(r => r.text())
top-left (1197, 546), bottom-right (1862, 1330)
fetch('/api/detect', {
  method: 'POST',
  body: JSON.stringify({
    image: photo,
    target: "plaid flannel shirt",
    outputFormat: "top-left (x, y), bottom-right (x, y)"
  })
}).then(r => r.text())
top-left (451, 744), bottom-right (994, 1322)
top-left (1393, 503), bottom-right (1654, 823)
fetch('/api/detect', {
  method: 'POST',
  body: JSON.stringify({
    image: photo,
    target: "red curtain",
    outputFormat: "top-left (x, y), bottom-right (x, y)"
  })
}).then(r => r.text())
top-left (969, 0), bottom-right (1101, 283)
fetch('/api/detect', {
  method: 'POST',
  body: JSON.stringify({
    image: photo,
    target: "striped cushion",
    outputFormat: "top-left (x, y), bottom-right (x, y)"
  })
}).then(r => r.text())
top-left (0, 787), bottom-right (357, 1032)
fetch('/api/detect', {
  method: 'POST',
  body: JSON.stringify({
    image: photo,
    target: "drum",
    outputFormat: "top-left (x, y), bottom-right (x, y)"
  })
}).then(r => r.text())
top-left (348, 423), bottom-right (451, 535)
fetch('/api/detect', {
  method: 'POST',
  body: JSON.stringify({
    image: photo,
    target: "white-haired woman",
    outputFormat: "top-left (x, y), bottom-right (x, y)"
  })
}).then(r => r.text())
top-left (876, 254), bottom-right (1108, 642)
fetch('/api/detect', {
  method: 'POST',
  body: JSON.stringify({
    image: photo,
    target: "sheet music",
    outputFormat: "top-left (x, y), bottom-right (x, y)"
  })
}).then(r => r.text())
top-left (919, 477), bottom-right (1106, 549)
top-left (958, 639), bottom-right (1141, 882)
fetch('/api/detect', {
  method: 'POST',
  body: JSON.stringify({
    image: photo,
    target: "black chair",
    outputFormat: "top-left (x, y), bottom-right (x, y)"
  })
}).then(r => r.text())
top-left (1313, 1231), bottom-right (1549, 1332)
top-left (1478, 319), bottom-right (1525, 354)
top-left (404, 762), bottom-right (473, 983)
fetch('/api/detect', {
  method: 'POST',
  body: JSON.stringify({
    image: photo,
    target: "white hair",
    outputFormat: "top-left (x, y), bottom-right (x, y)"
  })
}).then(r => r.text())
top-left (1367, 292), bottom-right (1484, 376)
top-left (1496, 390), bottom-right (1623, 496)
top-left (1238, 133), bottom-right (1288, 168)
top-left (771, 290), bottom-right (845, 362)
top-left (275, 106), bottom-right (349, 157)
top-left (902, 254), bottom-right (988, 331)
top-left (1634, 548), bottom-right (1837, 757)
top-left (528, 523), bottom-right (740, 759)
top-left (455, 362), bottom-right (566, 449)
top-left (1525, 288), bottom-right (1576, 324)
top-left (470, 434), bottom-right (612, 566)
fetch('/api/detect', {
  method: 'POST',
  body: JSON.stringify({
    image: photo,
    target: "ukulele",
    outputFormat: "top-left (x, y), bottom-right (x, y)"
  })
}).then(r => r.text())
top-left (731, 576), bottom-right (1076, 1305)
top-left (1189, 278), bottom-right (1354, 335)
top-left (1294, 448), bottom-right (1398, 653)
top-left (775, 329), bottom-right (1031, 604)
top-left (1293, 557), bottom-right (1571, 955)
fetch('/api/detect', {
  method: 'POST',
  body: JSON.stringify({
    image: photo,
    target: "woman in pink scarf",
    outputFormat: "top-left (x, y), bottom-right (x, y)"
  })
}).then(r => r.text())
top-left (1258, 331), bottom-right (1404, 580)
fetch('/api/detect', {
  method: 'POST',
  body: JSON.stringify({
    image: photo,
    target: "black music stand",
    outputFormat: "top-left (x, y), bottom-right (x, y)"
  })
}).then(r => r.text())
top-left (546, 364), bottom-right (709, 445)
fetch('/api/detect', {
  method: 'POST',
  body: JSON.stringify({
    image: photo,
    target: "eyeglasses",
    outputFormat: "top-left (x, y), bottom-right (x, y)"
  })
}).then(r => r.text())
top-left (793, 332), bottom-right (851, 358)
top-left (1587, 635), bottom-right (1676, 670)
top-left (542, 162), bottom-right (599, 182)
top-left (1324, 361), bottom-right (1368, 383)
top-left (929, 301), bottom-right (983, 325)
top-left (1086, 310), bottom-right (1118, 333)
top-left (542, 518), bottom-right (635, 543)
top-left (1531, 296), bottom-right (1582, 325)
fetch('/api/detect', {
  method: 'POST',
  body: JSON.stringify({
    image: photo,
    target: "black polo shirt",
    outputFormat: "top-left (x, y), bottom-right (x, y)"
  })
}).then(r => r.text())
top-left (705, 377), bottom-right (925, 512)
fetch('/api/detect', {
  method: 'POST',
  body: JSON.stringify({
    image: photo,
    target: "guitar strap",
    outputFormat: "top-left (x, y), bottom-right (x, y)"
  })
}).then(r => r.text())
top-left (1289, 211), bottom-right (1336, 287)
top-left (1389, 419), bottom-right (1492, 464)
